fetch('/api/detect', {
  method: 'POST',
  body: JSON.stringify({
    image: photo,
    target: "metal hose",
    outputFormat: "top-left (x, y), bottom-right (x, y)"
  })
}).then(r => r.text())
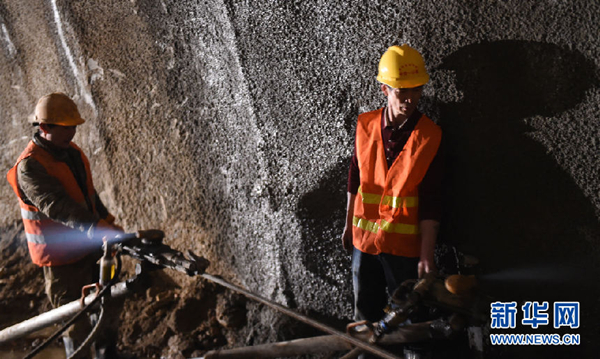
top-left (200, 273), bottom-right (401, 359)
top-left (67, 302), bottom-right (105, 359)
top-left (24, 254), bottom-right (122, 359)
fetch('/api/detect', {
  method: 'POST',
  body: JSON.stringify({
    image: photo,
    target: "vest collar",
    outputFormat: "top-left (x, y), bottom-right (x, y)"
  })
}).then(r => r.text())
top-left (383, 107), bottom-right (422, 132)
top-left (32, 133), bottom-right (74, 162)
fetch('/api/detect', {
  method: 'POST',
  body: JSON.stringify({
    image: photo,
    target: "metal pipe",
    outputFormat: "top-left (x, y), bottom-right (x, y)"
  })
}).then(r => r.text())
top-left (0, 281), bottom-right (130, 344)
top-left (200, 273), bottom-right (401, 359)
top-left (200, 334), bottom-right (353, 359)
top-left (340, 348), bottom-right (364, 359)
top-left (198, 322), bottom-right (435, 358)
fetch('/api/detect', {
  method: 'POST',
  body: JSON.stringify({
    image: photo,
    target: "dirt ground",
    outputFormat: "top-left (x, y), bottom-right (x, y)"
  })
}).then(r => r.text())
top-left (0, 222), bottom-right (248, 358)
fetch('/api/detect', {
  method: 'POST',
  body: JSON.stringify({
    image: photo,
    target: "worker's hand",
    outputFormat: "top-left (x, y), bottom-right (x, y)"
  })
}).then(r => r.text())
top-left (90, 219), bottom-right (124, 241)
top-left (103, 214), bottom-right (124, 231)
top-left (417, 257), bottom-right (437, 279)
top-left (110, 223), bottom-right (124, 232)
top-left (341, 227), bottom-right (353, 253)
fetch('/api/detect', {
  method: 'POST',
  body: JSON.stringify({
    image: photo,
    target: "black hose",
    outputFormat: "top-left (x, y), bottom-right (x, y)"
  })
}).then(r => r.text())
top-left (67, 300), bottom-right (106, 359)
top-left (200, 273), bottom-right (401, 359)
top-left (24, 253), bottom-right (122, 359)
top-left (68, 252), bottom-right (122, 359)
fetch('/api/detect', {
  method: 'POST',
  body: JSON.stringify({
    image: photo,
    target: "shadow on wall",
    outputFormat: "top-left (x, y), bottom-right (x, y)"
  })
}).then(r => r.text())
top-left (296, 159), bottom-right (352, 286)
top-left (440, 42), bottom-right (600, 359)
top-left (438, 40), bottom-right (599, 298)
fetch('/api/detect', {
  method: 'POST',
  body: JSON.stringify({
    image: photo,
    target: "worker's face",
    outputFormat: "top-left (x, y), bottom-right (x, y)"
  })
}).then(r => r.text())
top-left (382, 85), bottom-right (423, 126)
top-left (40, 124), bottom-right (77, 148)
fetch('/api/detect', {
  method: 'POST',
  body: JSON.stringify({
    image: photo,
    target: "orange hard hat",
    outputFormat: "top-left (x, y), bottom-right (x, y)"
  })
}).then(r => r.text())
top-left (30, 93), bottom-right (85, 126)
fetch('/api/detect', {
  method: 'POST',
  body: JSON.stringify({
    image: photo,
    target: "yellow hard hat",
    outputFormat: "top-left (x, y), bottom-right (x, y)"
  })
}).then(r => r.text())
top-left (30, 93), bottom-right (85, 126)
top-left (377, 44), bottom-right (429, 89)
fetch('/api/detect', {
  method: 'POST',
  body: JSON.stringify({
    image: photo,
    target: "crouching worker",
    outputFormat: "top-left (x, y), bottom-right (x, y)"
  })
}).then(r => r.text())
top-left (7, 93), bottom-right (123, 358)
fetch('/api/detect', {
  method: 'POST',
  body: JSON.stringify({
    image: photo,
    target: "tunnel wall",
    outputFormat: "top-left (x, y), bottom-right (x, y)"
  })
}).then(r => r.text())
top-left (1, 0), bottom-right (599, 356)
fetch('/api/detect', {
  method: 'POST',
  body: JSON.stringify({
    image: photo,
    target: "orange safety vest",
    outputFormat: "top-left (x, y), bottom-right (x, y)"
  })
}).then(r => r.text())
top-left (7, 140), bottom-right (100, 267)
top-left (352, 108), bottom-right (441, 257)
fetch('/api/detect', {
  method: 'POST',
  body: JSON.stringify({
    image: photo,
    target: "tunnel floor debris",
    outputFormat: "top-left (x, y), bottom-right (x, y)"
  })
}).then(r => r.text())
top-left (0, 223), bottom-right (247, 358)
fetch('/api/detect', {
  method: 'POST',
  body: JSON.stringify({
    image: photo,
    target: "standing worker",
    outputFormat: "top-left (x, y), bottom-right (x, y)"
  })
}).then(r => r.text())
top-left (341, 45), bottom-right (442, 324)
top-left (6, 92), bottom-right (123, 358)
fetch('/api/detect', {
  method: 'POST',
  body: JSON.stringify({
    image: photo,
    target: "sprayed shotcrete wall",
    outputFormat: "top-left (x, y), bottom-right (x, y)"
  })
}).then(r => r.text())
top-left (1, 0), bottom-right (599, 357)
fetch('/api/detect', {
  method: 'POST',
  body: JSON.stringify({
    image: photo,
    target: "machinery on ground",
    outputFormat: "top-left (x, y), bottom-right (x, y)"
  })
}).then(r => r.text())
top-left (0, 230), bottom-right (209, 358)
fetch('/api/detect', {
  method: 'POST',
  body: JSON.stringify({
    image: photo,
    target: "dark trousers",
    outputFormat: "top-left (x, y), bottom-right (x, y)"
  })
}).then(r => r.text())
top-left (352, 247), bottom-right (419, 322)
top-left (43, 252), bottom-right (120, 358)
top-left (43, 254), bottom-right (97, 358)
top-left (43, 255), bottom-right (97, 334)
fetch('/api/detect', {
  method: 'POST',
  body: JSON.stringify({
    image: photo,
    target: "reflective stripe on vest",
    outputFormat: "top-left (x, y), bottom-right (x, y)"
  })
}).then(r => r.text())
top-left (21, 208), bottom-right (49, 220)
top-left (25, 233), bottom-right (45, 244)
top-left (24, 231), bottom-right (89, 245)
top-left (20, 209), bottom-right (78, 245)
top-left (357, 186), bottom-right (418, 209)
top-left (353, 216), bottom-right (420, 235)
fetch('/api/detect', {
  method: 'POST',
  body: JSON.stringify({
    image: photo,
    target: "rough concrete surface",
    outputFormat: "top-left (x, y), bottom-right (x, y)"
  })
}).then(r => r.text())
top-left (0, 0), bottom-right (598, 358)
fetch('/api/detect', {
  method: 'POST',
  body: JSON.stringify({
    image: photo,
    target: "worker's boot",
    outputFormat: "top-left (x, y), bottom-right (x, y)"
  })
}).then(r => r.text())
top-left (94, 342), bottom-right (133, 359)
top-left (62, 337), bottom-right (75, 358)
top-left (92, 342), bottom-right (106, 359)
top-left (404, 347), bottom-right (432, 359)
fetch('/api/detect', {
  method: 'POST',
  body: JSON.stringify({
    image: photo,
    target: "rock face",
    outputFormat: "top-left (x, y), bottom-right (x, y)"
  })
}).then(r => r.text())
top-left (1, 0), bottom-right (599, 357)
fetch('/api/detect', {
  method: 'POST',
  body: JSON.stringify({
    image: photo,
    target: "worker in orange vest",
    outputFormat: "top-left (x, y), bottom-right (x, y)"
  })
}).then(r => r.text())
top-left (342, 45), bottom-right (442, 324)
top-left (7, 93), bottom-right (123, 358)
